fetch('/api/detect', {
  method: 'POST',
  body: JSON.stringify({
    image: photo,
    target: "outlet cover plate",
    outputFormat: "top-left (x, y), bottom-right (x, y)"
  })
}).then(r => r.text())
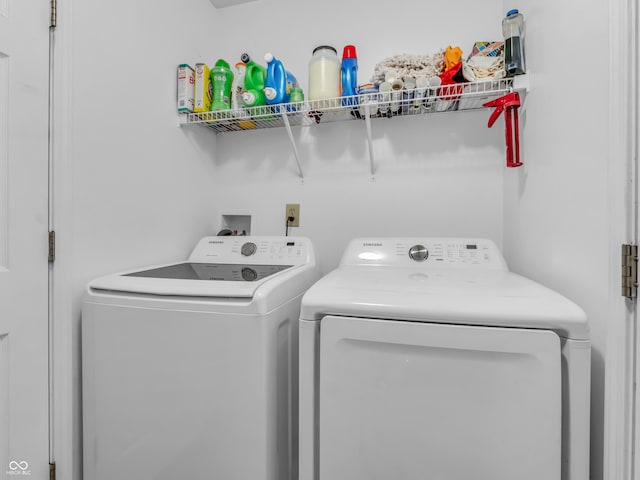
top-left (286, 204), bottom-right (300, 227)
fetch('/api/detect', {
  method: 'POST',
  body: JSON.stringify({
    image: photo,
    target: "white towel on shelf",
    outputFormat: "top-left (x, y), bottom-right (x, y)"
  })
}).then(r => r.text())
top-left (462, 55), bottom-right (506, 82)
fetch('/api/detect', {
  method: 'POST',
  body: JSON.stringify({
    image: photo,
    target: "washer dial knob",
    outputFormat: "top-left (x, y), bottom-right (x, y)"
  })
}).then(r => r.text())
top-left (241, 267), bottom-right (258, 281)
top-left (241, 242), bottom-right (257, 256)
top-left (408, 245), bottom-right (428, 261)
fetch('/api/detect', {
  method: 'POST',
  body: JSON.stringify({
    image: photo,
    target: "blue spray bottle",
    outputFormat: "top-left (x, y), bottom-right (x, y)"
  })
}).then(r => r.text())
top-left (263, 53), bottom-right (298, 105)
top-left (341, 45), bottom-right (358, 106)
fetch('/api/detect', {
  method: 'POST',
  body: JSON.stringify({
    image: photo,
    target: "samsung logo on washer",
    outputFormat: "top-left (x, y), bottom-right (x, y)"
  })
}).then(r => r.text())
top-left (208, 240), bottom-right (224, 244)
top-left (362, 242), bottom-right (383, 247)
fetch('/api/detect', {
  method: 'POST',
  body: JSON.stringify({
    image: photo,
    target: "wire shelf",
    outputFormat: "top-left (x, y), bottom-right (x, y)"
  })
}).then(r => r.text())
top-left (182, 77), bottom-right (516, 133)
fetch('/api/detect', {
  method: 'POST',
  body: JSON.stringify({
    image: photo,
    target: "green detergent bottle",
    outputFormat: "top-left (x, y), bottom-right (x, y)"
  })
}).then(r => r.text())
top-left (240, 53), bottom-right (267, 109)
top-left (210, 59), bottom-right (234, 111)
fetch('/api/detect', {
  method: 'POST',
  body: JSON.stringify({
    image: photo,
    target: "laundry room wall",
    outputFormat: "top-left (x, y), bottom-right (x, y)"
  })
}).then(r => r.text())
top-left (59, 0), bottom-right (223, 290)
top-left (501, 1), bottom-right (610, 478)
top-left (52, 0), bottom-right (614, 479)
top-left (52, 1), bottom-right (225, 479)
top-left (206, 0), bottom-right (611, 479)
top-left (210, 0), bottom-right (506, 269)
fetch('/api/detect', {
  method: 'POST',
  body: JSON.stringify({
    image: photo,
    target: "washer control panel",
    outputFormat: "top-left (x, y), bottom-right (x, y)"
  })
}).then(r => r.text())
top-left (340, 237), bottom-right (508, 270)
top-left (189, 236), bottom-right (312, 265)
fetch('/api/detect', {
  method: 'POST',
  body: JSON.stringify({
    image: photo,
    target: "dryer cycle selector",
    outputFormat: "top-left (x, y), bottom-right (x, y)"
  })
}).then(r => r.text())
top-left (241, 242), bottom-right (257, 256)
top-left (408, 245), bottom-right (428, 261)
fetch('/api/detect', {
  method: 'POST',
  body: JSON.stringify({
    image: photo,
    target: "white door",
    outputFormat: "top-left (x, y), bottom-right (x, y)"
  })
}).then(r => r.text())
top-left (319, 316), bottom-right (562, 480)
top-left (0, 0), bottom-right (51, 477)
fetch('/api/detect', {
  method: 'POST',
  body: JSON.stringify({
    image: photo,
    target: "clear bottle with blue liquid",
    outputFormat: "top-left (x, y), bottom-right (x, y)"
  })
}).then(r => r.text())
top-left (503, 9), bottom-right (526, 76)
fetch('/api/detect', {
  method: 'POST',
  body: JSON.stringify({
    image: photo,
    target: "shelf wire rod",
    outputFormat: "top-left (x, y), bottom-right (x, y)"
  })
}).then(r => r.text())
top-left (364, 103), bottom-right (375, 180)
top-left (280, 106), bottom-right (304, 181)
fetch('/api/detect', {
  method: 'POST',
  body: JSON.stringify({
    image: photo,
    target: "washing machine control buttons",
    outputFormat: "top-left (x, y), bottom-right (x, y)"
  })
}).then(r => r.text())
top-left (241, 267), bottom-right (258, 281)
top-left (241, 242), bottom-right (257, 256)
top-left (408, 245), bottom-right (429, 261)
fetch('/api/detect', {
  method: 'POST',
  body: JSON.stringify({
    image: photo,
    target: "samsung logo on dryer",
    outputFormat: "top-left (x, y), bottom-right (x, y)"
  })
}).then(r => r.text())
top-left (208, 240), bottom-right (224, 244)
top-left (362, 242), bottom-right (383, 247)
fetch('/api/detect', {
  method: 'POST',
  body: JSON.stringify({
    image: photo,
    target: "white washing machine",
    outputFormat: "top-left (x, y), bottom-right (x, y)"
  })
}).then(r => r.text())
top-left (299, 237), bottom-right (590, 480)
top-left (82, 236), bottom-right (321, 480)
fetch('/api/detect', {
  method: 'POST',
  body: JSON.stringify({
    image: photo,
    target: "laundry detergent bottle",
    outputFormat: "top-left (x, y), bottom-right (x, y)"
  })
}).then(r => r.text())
top-left (210, 59), bottom-right (234, 111)
top-left (341, 45), bottom-right (358, 106)
top-left (231, 61), bottom-right (246, 111)
top-left (240, 53), bottom-right (267, 108)
top-left (263, 53), bottom-right (298, 105)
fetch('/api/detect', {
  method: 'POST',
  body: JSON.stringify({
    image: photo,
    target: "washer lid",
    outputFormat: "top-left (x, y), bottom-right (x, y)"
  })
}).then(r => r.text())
top-left (89, 262), bottom-right (299, 297)
top-left (124, 262), bottom-right (292, 282)
top-left (87, 236), bottom-right (318, 298)
top-left (300, 266), bottom-right (589, 340)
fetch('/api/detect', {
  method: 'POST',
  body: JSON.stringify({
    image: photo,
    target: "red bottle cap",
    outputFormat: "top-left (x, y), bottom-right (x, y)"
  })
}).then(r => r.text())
top-left (342, 45), bottom-right (357, 59)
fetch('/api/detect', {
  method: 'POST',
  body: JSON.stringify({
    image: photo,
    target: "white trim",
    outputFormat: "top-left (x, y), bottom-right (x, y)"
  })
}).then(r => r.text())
top-left (0, 333), bottom-right (9, 479)
top-left (603, 0), bottom-right (638, 479)
top-left (629, 2), bottom-right (640, 480)
top-left (0, 52), bottom-right (8, 269)
top-left (51, 2), bottom-right (76, 478)
top-left (48, 25), bottom-right (54, 465)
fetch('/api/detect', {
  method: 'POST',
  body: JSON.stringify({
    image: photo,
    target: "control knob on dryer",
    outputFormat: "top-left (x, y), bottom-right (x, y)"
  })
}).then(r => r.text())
top-left (408, 244), bottom-right (428, 261)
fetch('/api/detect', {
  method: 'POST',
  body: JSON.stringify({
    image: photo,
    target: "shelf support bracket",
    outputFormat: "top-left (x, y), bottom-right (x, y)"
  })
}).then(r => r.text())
top-left (280, 106), bottom-right (304, 181)
top-left (364, 104), bottom-right (375, 179)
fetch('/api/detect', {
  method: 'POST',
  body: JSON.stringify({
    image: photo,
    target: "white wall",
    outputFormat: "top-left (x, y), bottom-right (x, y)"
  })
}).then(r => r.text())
top-left (502, 1), bottom-right (610, 478)
top-left (210, 0), bottom-right (506, 272)
top-left (213, 0), bottom-right (611, 478)
top-left (215, 112), bottom-right (505, 271)
top-left (67, 0), bottom-right (224, 274)
top-left (54, 0), bottom-right (223, 478)
top-left (53, 0), bottom-right (613, 479)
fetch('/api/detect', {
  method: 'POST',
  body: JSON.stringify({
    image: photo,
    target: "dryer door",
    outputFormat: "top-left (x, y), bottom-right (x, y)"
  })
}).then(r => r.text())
top-left (319, 316), bottom-right (561, 480)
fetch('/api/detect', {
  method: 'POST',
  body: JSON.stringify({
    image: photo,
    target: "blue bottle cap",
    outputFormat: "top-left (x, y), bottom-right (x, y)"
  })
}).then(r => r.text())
top-left (506, 9), bottom-right (519, 16)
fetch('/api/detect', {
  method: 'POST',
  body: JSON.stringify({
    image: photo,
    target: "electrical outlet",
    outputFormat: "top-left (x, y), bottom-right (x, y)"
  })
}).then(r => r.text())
top-left (286, 203), bottom-right (300, 227)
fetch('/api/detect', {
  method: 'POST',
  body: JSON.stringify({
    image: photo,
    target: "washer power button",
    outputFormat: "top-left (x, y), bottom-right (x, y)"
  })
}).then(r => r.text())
top-left (241, 242), bottom-right (257, 256)
top-left (408, 245), bottom-right (428, 261)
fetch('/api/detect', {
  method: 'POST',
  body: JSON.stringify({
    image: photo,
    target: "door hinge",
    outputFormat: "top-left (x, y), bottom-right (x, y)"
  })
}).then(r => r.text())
top-left (48, 230), bottom-right (55, 263)
top-left (49, 462), bottom-right (55, 480)
top-left (622, 244), bottom-right (638, 298)
top-left (50, 0), bottom-right (57, 28)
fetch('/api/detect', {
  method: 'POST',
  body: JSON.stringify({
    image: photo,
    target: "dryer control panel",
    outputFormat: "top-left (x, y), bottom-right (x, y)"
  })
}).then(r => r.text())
top-left (340, 237), bottom-right (508, 270)
top-left (189, 236), bottom-right (312, 265)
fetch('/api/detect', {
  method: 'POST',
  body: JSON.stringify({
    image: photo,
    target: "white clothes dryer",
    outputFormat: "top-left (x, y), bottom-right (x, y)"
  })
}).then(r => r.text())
top-left (82, 236), bottom-right (321, 480)
top-left (299, 237), bottom-right (590, 480)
